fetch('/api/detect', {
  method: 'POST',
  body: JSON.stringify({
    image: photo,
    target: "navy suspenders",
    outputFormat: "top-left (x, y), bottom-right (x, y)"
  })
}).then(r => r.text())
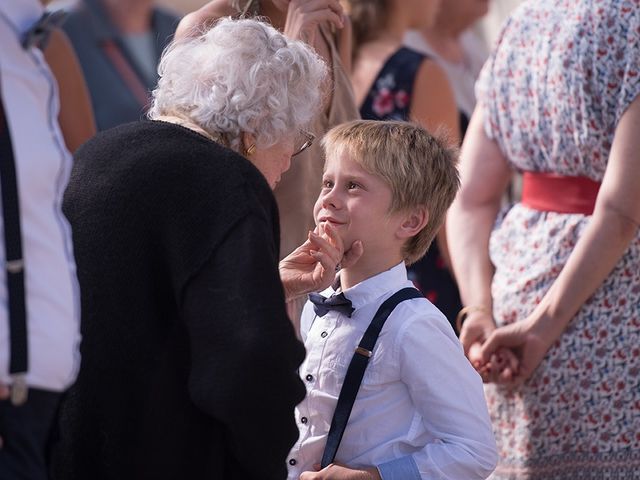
top-left (320, 287), bottom-right (423, 468)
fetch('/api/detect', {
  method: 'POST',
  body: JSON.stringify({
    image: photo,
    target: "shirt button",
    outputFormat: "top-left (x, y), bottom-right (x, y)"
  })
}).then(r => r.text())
top-left (321, 331), bottom-right (328, 338)
top-left (301, 416), bottom-right (308, 424)
top-left (289, 459), bottom-right (297, 466)
top-left (305, 374), bottom-right (314, 382)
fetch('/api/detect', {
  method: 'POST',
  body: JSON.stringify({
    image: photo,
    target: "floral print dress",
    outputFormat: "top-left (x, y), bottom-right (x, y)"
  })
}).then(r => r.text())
top-left (476, 1), bottom-right (640, 478)
top-left (360, 47), bottom-right (463, 330)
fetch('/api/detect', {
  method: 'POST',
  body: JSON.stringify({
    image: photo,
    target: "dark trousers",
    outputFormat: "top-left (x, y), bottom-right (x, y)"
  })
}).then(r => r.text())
top-left (0, 388), bottom-right (61, 480)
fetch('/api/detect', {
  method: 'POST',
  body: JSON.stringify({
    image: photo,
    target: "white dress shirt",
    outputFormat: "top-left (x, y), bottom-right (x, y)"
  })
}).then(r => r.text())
top-left (0, 0), bottom-right (81, 392)
top-left (288, 263), bottom-right (497, 480)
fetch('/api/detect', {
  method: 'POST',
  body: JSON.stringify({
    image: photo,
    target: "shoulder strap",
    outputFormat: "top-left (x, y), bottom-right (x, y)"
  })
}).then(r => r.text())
top-left (0, 99), bottom-right (29, 405)
top-left (320, 287), bottom-right (423, 468)
top-left (101, 39), bottom-right (150, 109)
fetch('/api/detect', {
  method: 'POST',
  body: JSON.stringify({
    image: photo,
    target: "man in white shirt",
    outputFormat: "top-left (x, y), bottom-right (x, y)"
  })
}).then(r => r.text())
top-left (289, 120), bottom-right (497, 480)
top-left (0, 1), bottom-right (81, 478)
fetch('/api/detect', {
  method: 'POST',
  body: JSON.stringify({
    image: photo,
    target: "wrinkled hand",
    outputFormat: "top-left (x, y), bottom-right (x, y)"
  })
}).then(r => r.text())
top-left (300, 463), bottom-right (381, 480)
top-left (283, 0), bottom-right (345, 45)
top-left (460, 311), bottom-right (518, 384)
top-left (280, 223), bottom-right (363, 301)
top-left (479, 316), bottom-right (554, 386)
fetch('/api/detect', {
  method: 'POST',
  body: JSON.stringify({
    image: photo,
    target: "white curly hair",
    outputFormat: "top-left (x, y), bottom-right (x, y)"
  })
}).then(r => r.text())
top-left (148, 17), bottom-right (327, 151)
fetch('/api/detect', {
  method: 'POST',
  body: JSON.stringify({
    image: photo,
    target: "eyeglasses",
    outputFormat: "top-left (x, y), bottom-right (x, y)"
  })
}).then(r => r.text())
top-left (292, 130), bottom-right (315, 157)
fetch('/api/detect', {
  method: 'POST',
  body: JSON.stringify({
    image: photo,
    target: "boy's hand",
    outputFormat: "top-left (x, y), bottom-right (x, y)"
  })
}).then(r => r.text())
top-left (300, 463), bottom-right (381, 480)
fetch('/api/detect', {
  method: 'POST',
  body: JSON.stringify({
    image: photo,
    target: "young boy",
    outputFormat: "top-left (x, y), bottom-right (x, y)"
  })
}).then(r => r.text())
top-left (288, 120), bottom-right (497, 480)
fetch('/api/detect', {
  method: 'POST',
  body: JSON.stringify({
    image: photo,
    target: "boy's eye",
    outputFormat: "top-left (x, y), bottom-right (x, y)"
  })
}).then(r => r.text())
top-left (347, 182), bottom-right (359, 190)
top-left (322, 180), bottom-right (333, 188)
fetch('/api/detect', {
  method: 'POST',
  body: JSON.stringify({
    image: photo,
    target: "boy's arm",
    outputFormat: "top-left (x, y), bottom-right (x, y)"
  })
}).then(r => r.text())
top-left (382, 314), bottom-right (498, 480)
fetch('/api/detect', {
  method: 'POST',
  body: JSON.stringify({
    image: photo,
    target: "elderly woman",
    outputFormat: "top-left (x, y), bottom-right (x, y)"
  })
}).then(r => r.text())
top-left (177, 0), bottom-right (361, 327)
top-left (51, 18), bottom-right (338, 480)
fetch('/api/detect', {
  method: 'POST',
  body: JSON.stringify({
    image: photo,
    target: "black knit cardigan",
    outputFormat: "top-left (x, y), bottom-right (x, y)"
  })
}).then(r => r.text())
top-left (51, 121), bottom-right (305, 480)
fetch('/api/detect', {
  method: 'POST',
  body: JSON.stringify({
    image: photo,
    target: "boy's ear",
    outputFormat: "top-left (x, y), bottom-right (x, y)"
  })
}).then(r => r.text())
top-left (397, 205), bottom-right (429, 239)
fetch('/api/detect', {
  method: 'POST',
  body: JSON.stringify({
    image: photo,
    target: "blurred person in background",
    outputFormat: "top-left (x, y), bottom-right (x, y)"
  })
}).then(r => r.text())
top-left (401, 0), bottom-right (490, 328)
top-left (0, 1), bottom-right (81, 478)
top-left (50, 18), bottom-right (352, 480)
top-left (177, 0), bottom-right (360, 329)
top-left (43, 28), bottom-right (96, 152)
top-left (474, 0), bottom-right (524, 50)
top-left (347, 0), bottom-right (463, 329)
top-left (405, 0), bottom-right (490, 135)
top-left (448, 0), bottom-right (640, 477)
top-left (62, 0), bottom-right (179, 131)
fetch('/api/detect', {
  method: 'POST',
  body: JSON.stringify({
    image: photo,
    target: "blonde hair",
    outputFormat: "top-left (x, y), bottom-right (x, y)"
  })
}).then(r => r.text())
top-left (321, 120), bottom-right (460, 265)
top-left (149, 18), bottom-right (327, 152)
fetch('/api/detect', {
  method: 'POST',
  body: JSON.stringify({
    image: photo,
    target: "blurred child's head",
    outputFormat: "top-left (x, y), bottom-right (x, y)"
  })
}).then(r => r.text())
top-left (319, 120), bottom-right (459, 265)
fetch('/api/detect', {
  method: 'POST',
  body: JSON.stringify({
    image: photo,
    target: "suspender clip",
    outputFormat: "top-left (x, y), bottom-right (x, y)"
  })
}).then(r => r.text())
top-left (6, 258), bottom-right (24, 274)
top-left (354, 347), bottom-right (372, 358)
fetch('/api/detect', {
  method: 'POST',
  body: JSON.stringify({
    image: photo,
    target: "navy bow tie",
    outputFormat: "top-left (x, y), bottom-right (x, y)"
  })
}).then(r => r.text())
top-left (309, 292), bottom-right (355, 318)
top-left (22, 10), bottom-right (66, 50)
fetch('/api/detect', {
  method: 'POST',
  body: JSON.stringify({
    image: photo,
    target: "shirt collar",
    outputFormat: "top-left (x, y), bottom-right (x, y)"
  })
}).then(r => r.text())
top-left (0, 0), bottom-right (43, 36)
top-left (323, 262), bottom-right (409, 312)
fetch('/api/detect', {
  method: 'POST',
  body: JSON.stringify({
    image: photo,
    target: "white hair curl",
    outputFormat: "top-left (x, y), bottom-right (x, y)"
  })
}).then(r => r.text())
top-left (148, 17), bottom-right (328, 152)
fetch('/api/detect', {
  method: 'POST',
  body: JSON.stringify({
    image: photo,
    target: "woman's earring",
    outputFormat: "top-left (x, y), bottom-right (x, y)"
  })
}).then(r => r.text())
top-left (244, 144), bottom-right (256, 156)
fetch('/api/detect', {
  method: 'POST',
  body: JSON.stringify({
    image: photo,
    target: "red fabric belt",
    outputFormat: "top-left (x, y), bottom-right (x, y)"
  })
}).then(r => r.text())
top-left (521, 172), bottom-right (601, 215)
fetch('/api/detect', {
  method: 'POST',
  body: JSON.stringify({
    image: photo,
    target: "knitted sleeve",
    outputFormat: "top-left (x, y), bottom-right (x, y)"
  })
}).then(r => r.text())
top-left (180, 210), bottom-right (305, 480)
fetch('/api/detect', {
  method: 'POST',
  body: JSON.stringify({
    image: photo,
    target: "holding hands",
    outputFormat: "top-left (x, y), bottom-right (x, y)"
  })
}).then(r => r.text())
top-left (460, 309), bottom-right (553, 386)
top-left (460, 311), bottom-right (548, 385)
top-left (280, 223), bottom-right (363, 302)
top-left (460, 310), bottom-right (518, 384)
top-left (476, 313), bottom-right (556, 386)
